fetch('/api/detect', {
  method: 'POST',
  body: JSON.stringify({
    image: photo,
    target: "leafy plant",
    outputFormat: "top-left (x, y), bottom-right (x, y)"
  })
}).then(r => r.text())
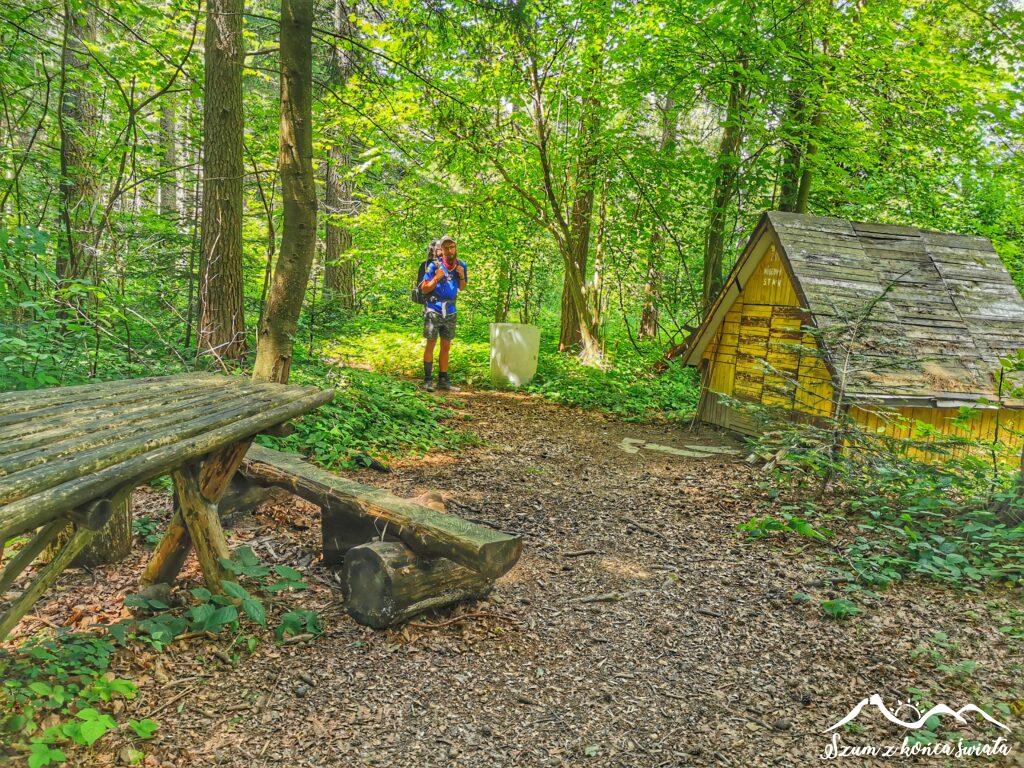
top-left (112, 548), bottom-right (307, 649)
top-left (132, 515), bottom-right (161, 547)
top-left (219, 545), bottom-right (271, 579)
top-left (27, 741), bottom-right (66, 768)
top-left (821, 598), bottom-right (861, 620)
top-left (266, 565), bottom-right (307, 593)
top-left (0, 632), bottom-right (142, 761)
top-left (275, 609), bottom-right (321, 641)
top-left (261, 361), bottom-right (478, 469)
top-left (128, 718), bottom-right (159, 739)
top-left (738, 513), bottom-right (828, 541)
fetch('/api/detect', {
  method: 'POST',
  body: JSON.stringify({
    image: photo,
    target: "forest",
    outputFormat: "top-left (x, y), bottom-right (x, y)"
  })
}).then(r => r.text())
top-left (2, 0), bottom-right (1024, 766)
top-left (2, 0), bottom-right (1022, 404)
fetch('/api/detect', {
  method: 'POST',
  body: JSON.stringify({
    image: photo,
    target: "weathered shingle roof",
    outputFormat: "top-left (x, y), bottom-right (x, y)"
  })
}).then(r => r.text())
top-left (688, 211), bottom-right (1024, 406)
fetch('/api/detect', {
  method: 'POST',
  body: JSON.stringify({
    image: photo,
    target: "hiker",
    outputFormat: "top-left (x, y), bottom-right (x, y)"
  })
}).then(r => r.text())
top-left (419, 234), bottom-right (467, 391)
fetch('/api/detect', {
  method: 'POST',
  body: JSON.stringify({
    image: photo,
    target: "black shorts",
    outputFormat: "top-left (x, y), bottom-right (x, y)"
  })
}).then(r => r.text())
top-left (424, 311), bottom-right (457, 341)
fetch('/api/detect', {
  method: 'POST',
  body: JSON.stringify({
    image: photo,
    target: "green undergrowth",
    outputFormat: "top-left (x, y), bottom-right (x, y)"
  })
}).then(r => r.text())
top-left (260, 357), bottom-right (478, 469)
top-left (736, 407), bottom-right (1024, 637)
top-left (0, 633), bottom-right (153, 767)
top-left (0, 547), bottom-right (321, 766)
top-left (314, 312), bottom-right (700, 421)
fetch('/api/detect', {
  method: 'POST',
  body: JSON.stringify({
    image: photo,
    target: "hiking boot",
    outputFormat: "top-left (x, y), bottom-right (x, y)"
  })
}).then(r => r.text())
top-left (437, 375), bottom-right (452, 391)
top-left (422, 378), bottom-right (436, 392)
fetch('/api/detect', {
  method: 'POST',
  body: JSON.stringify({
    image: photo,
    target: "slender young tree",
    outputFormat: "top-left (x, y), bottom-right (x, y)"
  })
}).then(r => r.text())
top-left (197, 0), bottom-right (246, 362)
top-left (639, 94), bottom-right (678, 339)
top-left (52, 0), bottom-right (133, 564)
top-left (702, 60), bottom-right (748, 310)
top-left (159, 95), bottom-right (179, 217)
top-left (56, 0), bottom-right (97, 283)
top-left (323, 0), bottom-right (358, 309)
top-left (252, 0), bottom-right (316, 383)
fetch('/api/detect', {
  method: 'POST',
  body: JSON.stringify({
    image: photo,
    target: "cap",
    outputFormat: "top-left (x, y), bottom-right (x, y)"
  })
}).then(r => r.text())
top-left (439, 235), bottom-right (456, 245)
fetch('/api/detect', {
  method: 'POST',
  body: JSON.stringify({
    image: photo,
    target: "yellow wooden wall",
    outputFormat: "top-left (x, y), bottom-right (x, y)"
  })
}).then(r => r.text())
top-left (849, 405), bottom-right (1024, 461)
top-left (702, 244), bottom-right (834, 423)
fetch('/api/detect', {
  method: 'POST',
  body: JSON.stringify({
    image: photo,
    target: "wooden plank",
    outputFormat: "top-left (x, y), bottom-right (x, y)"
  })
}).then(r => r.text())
top-left (0, 380), bottom-right (280, 448)
top-left (141, 439), bottom-right (255, 586)
top-left (0, 374), bottom-right (221, 422)
top-left (0, 387), bottom-right (334, 542)
top-left (0, 388), bottom-right (230, 456)
top-left (241, 445), bottom-right (521, 579)
top-left (169, 463), bottom-right (231, 593)
top-left (0, 526), bottom-right (96, 641)
top-left (0, 394), bottom-right (294, 505)
top-left (0, 389), bottom-right (275, 473)
top-left (0, 519), bottom-right (70, 596)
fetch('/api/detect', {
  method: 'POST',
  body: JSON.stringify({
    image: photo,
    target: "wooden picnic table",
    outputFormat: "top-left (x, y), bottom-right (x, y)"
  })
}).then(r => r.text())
top-left (0, 373), bottom-right (334, 641)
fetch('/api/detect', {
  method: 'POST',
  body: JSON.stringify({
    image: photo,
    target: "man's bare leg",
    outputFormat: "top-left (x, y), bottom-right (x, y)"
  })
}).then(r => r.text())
top-left (423, 337), bottom-right (437, 389)
top-left (438, 338), bottom-right (452, 390)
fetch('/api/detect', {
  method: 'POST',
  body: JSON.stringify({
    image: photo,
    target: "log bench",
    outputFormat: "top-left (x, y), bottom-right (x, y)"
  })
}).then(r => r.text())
top-left (240, 444), bottom-right (522, 628)
top-left (0, 374), bottom-right (334, 642)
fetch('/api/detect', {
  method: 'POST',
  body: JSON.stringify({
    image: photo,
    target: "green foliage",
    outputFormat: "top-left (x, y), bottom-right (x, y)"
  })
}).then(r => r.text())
top-left (132, 515), bottom-right (161, 547)
top-left (751, 407), bottom-right (1024, 596)
top-left (266, 565), bottom-right (307, 594)
top-left (0, 632), bottom-right (143, 760)
top-left (261, 355), bottom-right (477, 468)
top-left (274, 609), bottom-right (321, 641)
top-left (218, 545), bottom-right (271, 579)
top-left (526, 347), bottom-right (699, 421)
top-left (316, 314), bottom-right (700, 421)
top-left (27, 741), bottom-right (66, 768)
top-left (112, 546), bottom-right (312, 653)
top-left (821, 598), bottom-right (861, 620)
top-left (738, 514), bottom-right (828, 541)
top-left (128, 718), bottom-right (159, 739)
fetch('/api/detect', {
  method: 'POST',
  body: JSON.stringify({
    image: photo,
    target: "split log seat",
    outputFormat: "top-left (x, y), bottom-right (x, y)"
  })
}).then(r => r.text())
top-left (239, 445), bottom-right (522, 627)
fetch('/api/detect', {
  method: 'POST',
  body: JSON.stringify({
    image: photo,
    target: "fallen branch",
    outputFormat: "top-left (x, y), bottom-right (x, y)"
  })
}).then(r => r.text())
top-left (408, 611), bottom-right (516, 630)
top-left (563, 548), bottom-right (598, 558)
top-left (577, 592), bottom-right (622, 604)
top-left (139, 684), bottom-right (198, 720)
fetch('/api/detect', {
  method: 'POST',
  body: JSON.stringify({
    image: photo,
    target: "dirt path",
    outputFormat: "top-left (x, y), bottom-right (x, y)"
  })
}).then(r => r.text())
top-left (11, 391), bottom-right (1023, 767)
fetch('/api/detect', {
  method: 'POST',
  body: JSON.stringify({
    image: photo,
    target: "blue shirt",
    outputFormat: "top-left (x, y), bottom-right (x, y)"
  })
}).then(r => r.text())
top-left (422, 259), bottom-right (467, 315)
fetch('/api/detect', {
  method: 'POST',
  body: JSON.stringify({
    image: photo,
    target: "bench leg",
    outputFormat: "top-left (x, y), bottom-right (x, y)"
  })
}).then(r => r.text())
top-left (0, 519), bottom-right (70, 596)
top-left (0, 525), bottom-right (95, 641)
top-left (142, 440), bottom-right (252, 588)
top-left (171, 463), bottom-right (231, 593)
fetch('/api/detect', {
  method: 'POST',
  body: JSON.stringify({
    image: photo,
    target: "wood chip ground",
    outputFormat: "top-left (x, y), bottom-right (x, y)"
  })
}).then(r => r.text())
top-left (6, 391), bottom-right (1022, 767)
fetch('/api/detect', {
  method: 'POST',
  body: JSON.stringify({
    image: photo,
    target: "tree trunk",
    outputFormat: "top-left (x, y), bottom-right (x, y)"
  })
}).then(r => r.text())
top-left (252, 0), bottom-right (316, 384)
top-left (322, 0), bottom-right (357, 309)
top-left (794, 107), bottom-right (821, 214)
top-left (556, 45), bottom-right (603, 360)
top-left (639, 95), bottom-right (678, 339)
top-left (159, 95), bottom-right (179, 217)
top-left (323, 143), bottom-right (355, 307)
top-left (56, 2), bottom-right (97, 283)
top-left (197, 0), bottom-right (246, 363)
top-left (343, 541), bottom-right (493, 629)
top-left (558, 239), bottom-right (588, 350)
top-left (47, 495), bottom-right (132, 568)
top-left (702, 62), bottom-right (747, 311)
top-left (778, 85), bottom-right (805, 213)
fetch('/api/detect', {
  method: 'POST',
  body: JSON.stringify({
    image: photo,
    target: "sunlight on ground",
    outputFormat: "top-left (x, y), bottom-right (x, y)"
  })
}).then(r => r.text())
top-left (598, 556), bottom-right (655, 581)
top-left (321, 328), bottom-right (491, 385)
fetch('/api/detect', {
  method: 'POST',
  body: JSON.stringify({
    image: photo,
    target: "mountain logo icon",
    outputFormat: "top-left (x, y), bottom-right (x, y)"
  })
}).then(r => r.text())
top-left (826, 695), bottom-right (1011, 733)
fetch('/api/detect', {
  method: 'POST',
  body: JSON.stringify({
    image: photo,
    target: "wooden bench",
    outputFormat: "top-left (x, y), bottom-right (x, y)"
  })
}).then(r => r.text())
top-left (0, 374), bottom-right (334, 641)
top-left (240, 445), bottom-right (522, 627)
